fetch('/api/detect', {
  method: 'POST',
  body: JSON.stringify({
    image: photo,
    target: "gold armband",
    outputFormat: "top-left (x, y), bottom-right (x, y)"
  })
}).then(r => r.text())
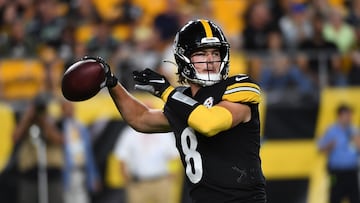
top-left (188, 105), bottom-right (232, 137)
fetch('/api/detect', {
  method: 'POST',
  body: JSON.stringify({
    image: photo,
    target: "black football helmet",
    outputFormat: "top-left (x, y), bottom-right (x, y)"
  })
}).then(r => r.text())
top-left (173, 19), bottom-right (230, 86)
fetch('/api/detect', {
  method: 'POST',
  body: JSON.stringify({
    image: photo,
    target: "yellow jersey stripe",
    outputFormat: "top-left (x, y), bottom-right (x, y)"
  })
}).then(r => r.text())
top-left (223, 82), bottom-right (261, 103)
top-left (161, 86), bottom-right (175, 102)
top-left (223, 91), bottom-right (261, 104)
top-left (226, 82), bottom-right (260, 93)
top-left (225, 86), bottom-right (260, 95)
top-left (200, 19), bottom-right (213, 38)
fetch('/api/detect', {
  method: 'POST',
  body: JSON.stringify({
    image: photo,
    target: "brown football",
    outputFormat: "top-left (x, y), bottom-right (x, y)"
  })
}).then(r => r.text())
top-left (61, 59), bottom-right (105, 101)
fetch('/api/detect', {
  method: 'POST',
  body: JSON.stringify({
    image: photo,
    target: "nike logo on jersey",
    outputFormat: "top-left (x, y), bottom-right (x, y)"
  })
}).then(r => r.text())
top-left (149, 78), bottom-right (166, 83)
top-left (235, 75), bottom-right (249, 82)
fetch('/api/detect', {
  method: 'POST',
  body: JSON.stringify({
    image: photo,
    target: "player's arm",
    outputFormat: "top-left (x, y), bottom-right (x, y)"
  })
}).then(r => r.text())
top-left (133, 69), bottom-right (258, 137)
top-left (189, 101), bottom-right (250, 136)
top-left (163, 92), bottom-right (252, 137)
top-left (214, 100), bottom-right (251, 127)
top-left (166, 76), bottom-right (261, 136)
top-left (91, 57), bottom-right (171, 133)
top-left (108, 84), bottom-right (171, 133)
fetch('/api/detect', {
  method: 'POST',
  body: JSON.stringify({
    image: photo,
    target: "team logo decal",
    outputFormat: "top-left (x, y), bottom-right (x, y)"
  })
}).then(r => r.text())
top-left (203, 97), bottom-right (214, 108)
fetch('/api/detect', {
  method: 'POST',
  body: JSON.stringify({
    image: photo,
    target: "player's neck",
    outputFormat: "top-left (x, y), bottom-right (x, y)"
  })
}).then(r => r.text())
top-left (190, 83), bottom-right (201, 97)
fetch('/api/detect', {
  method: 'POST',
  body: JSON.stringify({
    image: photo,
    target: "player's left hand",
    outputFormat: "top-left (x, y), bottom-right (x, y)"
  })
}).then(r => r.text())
top-left (133, 68), bottom-right (171, 97)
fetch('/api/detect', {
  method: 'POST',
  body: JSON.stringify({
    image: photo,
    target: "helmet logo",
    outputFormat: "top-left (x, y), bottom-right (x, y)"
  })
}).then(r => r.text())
top-left (177, 46), bottom-right (185, 55)
top-left (201, 37), bottom-right (220, 44)
top-left (183, 66), bottom-right (191, 75)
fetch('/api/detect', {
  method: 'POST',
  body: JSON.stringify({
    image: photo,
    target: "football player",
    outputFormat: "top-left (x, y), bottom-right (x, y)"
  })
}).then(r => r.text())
top-left (88, 19), bottom-right (266, 202)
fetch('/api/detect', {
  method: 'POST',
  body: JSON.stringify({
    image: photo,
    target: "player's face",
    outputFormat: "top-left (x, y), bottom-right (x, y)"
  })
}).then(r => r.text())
top-left (190, 48), bottom-right (221, 74)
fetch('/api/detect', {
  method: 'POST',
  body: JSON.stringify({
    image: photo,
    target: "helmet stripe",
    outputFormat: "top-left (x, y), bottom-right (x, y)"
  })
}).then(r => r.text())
top-left (199, 19), bottom-right (213, 38)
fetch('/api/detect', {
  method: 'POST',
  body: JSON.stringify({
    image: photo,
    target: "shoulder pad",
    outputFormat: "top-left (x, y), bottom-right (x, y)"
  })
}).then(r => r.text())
top-left (222, 75), bottom-right (261, 104)
top-left (175, 86), bottom-right (190, 93)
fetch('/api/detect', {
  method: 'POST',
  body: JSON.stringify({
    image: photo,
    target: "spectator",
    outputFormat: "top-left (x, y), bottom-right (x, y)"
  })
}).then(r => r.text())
top-left (294, 53), bottom-right (319, 93)
top-left (1, 2), bottom-right (19, 32)
top-left (89, 119), bottom-right (127, 203)
top-left (268, 0), bottom-right (288, 26)
top-left (278, 2), bottom-right (313, 50)
top-left (0, 18), bottom-right (36, 58)
top-left (242, 1), bottom-right (277, 82)
top-left (299, 12), bottom-right (342, 87)
top-left (63, 41), bottom-right (88, 73)
top-left (66, 0), bottom-right (100, 25)
top-left (152, 5), bottom-right (181, 86)
top-left (259, 53), bottom-right (313, 93)
top-left (37, 45), bottom-right (64, 94)
top-left (279, 3), bottom-right (312, 50)
top-left (317, 104), bottom-right (360, 203)
top-left (114, 0), bottom-right (142, 24)
top-left (348, 4), bottom-right (360, 87)
top-left (260, 29), bottom-right (313, 96)
top-left (58, 24), bottom-right (76, 62)
top-left (242, 1), bottom-right (276, 53)
top-left (346, 0), bottom-right (360, 27)
top-left (113, 125), bottom-right (179, 203)
top-left (13, 92), bottom-right (64, 203)
top-left (58, 99), bottom-right (100, 203)
top-left (26, 0), bottom-right (66, 49)
top-left (309, 0), bottom-right (332, 18)
top-left (348, 51), bottom-right (360, 85)
top-left (86, 19), bottom-right (120, 61)
top-left (0, 0), bottom-right (9, 26)
top-left (267, 29), bottom-right (285, 53)
top-left (114, 25), bottom-right (161, 90)
top-left (323, 6), bottom-right (356, 54)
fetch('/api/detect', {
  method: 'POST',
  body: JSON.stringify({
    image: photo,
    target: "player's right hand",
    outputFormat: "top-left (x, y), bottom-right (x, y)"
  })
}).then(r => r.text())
top-left (82, 56), bottom-right (118, 88)
top-left (133, 68), bottom-right (172, 98)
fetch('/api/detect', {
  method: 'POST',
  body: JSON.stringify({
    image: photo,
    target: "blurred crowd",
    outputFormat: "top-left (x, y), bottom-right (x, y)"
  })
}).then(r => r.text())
top-left (2, 0), bottom-right (360, 203)
top-left (1, 0), bottom-right (360, 104)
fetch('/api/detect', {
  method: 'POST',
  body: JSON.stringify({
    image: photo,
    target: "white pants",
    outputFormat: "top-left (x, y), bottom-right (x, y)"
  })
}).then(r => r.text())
top-left (64, 169), bottom-right (89, 203)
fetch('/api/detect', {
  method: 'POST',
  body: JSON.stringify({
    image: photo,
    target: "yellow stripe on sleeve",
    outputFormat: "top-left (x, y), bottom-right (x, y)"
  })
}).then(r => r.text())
top-left (200, 19), bottom-right (213, 38)
top-left (161, 86), bottom-right (175, 102)
top-left (227, 82), bottom-right (261, 92)
top-left (188, 105), bottom-right (232, 137)
top-left (223, 82), bottom-right (261, 103)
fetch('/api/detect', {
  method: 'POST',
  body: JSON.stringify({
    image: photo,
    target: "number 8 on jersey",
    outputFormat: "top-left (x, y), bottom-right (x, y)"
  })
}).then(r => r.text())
top-left (181, 127), bottom-right (203, 183)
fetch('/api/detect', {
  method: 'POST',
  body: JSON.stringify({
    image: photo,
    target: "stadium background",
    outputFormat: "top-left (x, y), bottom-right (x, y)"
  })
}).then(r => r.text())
top-left (1, 0), bottom-right (360, 202)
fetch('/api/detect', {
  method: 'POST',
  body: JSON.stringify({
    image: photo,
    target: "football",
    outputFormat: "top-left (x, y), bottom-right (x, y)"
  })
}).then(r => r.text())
top-left (61, 58), bottom-right (105, 101)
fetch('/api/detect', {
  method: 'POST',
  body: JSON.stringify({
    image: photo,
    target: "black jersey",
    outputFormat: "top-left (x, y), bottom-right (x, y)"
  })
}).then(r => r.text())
top-left (164, 75), bottom-right (266, 203)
